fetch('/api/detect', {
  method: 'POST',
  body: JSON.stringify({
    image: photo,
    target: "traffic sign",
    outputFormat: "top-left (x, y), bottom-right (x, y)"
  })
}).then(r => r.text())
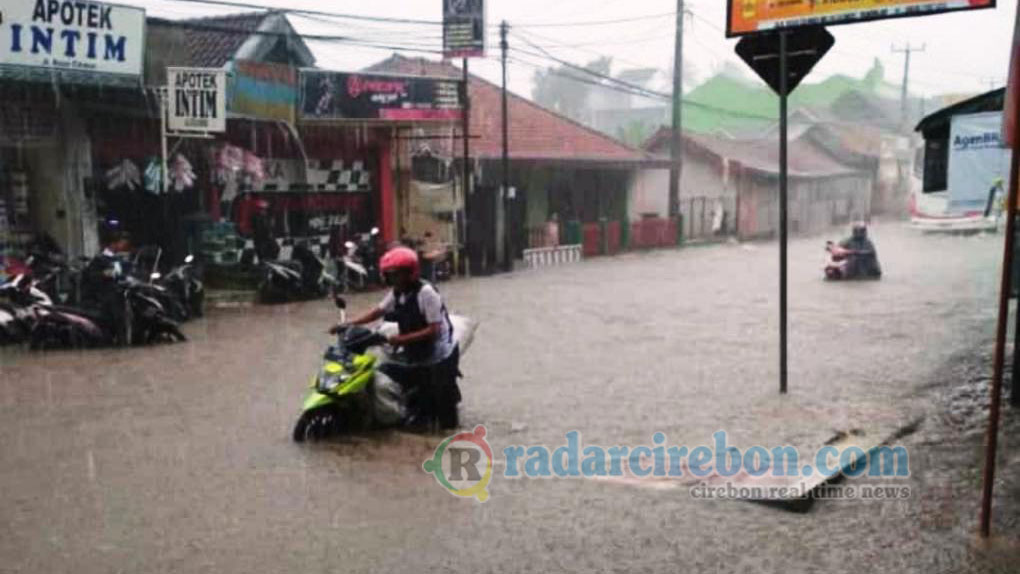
top-left (735, 27), bottom-right (834, 95)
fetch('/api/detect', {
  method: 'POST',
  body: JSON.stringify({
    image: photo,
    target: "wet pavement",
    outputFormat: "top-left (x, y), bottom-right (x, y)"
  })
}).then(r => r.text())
top-left (1, 221), bottom-right (1018, 573)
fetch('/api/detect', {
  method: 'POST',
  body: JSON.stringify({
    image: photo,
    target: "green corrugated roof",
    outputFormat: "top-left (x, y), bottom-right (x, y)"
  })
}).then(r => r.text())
top-left (682, 69), bottom-right (896, 135)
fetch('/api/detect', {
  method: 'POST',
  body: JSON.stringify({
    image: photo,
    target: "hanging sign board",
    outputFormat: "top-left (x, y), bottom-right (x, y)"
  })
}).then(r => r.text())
top-left (230, 60), bottom-right (297, 124)
top-left (300, 71), bottom-right (462, 121)
top-left (727, 0), bottom-right (995, 37)
top-left (443, 0), bottom-right (485, 59)
top-left (168, 67), bottom-right (227, 133)
top-left (0, 0), bottom-right (145, 77)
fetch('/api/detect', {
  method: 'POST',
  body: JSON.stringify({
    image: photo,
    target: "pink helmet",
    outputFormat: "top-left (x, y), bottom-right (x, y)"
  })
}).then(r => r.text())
top-left (379, 246), bottom-right (420, 280)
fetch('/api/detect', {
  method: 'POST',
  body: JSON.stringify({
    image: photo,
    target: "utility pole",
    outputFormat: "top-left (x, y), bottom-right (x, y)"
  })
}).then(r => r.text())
top-left (779, 30), bottom-right (789, 395)
top-left (460, 57), bottom-right (471, 277)
top-left (981, 76), bottom-right (1003, 91)
top-left (892, 43), bottom-right (925, 128)
top-left (500, 21), bottom-right (512, 272)
top-left (668, 0), bottom-right (684, 220)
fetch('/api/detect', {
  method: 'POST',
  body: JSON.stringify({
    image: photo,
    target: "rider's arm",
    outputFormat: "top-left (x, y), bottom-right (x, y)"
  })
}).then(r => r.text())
top-left (389, 323), bottom-right (440, 346)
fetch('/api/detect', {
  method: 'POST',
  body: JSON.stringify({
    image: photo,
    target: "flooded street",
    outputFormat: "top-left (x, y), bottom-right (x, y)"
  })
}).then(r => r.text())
top-left (2, 222), bottom-right (1018, 573)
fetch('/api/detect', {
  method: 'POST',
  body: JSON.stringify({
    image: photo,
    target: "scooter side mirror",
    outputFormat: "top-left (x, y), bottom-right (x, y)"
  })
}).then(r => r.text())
top-left (334, 295), bottom-right (347, 310)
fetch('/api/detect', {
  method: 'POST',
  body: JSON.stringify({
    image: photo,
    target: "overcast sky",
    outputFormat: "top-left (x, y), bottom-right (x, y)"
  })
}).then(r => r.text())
top-left (129, 0), bottom-right (1018, 100)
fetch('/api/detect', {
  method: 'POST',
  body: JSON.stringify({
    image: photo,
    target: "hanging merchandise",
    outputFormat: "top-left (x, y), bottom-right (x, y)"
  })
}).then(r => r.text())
top-left (144, 158), bottom-right (163, 194)
top-left (243, 150), bottom-right (265, 187)
top-left (170, 154), bottom-right (197, 192)
top-left (105, 159), bottom-right (142, 191)
top-left (214, 144), bottom-right (244, 183)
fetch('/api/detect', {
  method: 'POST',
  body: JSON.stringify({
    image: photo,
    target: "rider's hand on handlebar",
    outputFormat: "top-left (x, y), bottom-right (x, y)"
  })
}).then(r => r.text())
top-left (328, 323), bottom-right (347, 335)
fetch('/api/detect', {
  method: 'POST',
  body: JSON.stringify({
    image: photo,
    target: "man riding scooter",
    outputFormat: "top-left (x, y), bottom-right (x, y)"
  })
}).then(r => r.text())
top-left (330, 246), bottom-right (460, 430)
top-left (826, 222), bottom-right (882, 280)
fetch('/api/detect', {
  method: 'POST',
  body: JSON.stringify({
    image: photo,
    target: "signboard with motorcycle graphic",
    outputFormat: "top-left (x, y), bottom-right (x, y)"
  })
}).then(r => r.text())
top-left (727, 0), bottom-right (995, 37)
top-left (300, 70), bottom-right (462, 122)
top-left (0, 0), bottom-right (145, 77)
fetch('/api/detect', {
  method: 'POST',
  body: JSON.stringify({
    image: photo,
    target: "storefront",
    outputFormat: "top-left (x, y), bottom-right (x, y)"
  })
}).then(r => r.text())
top-left (0, 0), bottom-right (146, 268)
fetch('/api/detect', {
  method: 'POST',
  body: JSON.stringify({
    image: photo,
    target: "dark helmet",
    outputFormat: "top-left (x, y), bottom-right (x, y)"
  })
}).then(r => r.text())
top-left (852, 221), bottom-right (868, 240)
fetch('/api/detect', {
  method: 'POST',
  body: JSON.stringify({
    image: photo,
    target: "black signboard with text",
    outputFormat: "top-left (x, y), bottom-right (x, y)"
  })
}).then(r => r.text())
top-left (300, 71), bottom-right (462, 121)
top-left (443, 0), bottom-right (485, 59)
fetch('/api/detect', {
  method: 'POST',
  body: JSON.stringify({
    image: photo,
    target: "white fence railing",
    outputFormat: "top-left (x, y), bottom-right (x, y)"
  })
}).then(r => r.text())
top-left (523, 244), bottom-right (583, 270)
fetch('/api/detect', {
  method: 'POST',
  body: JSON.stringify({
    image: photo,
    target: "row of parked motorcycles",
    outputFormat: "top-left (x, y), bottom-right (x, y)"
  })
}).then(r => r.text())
top-left (0, 247), bottom-right (204, 350)
top-left (258, 227), bottom-right (453, 303)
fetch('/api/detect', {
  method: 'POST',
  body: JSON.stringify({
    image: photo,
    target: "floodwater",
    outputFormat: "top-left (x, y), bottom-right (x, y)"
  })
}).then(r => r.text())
top-left (1, 222), bottom-right (1017, 573)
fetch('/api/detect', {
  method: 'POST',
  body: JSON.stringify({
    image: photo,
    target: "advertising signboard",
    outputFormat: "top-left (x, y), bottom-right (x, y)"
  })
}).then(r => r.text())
top-left (230, 60), bottom-right (297, 124)
top-left (0, 0), bottom-right (145, 77)
top-left (948, 111), bottom-right (1012, 213)
top-left (727, 0), bottom-right (995, 37)
top-left (300, 71), bottom-right (462, 122)
top-left (443, 0), bottom-right (485, 59)
top-left (168, 67), bottom-right (227, 133)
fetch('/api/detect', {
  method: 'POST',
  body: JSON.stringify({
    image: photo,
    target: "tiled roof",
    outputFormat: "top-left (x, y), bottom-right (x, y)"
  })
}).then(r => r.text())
top-left (644, 127), bottom-right (860, 179)
top-left (364, 55), bottom-right (648, 163)
top-left (149, 12), bottom-right (269, 68)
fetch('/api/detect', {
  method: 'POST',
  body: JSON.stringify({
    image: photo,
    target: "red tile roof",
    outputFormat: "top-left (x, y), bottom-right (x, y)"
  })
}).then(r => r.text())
top-left (364, 55), bottom-right (647, 163)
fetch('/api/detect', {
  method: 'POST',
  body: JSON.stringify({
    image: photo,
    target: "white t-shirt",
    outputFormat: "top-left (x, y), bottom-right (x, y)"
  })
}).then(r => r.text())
top-left (378, 283), bottom-right (455, 363)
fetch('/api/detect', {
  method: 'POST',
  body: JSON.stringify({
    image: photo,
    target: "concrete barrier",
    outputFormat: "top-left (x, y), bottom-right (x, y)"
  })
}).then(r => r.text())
top-left (522, 244), bottom-right (583, 270)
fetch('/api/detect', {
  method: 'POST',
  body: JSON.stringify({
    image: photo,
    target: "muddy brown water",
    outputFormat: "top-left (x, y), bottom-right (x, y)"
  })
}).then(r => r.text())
top-left (1, 222), bottom-right (1017, 573)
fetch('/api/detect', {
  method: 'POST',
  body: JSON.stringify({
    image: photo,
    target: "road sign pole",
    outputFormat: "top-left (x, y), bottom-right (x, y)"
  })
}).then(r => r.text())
top-left (779, 30), bottom-right (789, 395)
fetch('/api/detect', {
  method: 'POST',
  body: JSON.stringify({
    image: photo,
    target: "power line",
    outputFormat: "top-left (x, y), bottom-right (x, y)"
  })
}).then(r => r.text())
top-left (511, 35), bottom-right (671, 99)
top-left (155, 0), bottom-right (443, 25)
top-left (509, 11), bottom-right (676, 29)
top-left (147, 17), bottom-right (448, 54)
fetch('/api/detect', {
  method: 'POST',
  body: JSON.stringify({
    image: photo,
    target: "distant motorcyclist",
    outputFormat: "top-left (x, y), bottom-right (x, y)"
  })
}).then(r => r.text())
top-left (836, 222), bottom-right (882, 279)
top-left (331, 246), bottom-right (460, 429)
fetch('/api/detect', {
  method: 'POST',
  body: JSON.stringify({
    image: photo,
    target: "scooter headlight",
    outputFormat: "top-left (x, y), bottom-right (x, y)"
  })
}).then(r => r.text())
top-left (318, 363), bottom-right (349, 392)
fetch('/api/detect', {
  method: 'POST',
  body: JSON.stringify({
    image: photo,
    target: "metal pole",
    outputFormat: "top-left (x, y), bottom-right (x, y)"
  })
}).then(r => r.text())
top-left (668, 0), bottom-right (684, 219)
top-left (460, 57), bottom-right (471, 277)
top-left (160, 88), bottom-right (169, 195)
top-left (501, 21), bottom-right (512, 272)
top-left (979, 138), bottom-right (1020, 538)
top-left (779, 30), bottom-right (789, 395)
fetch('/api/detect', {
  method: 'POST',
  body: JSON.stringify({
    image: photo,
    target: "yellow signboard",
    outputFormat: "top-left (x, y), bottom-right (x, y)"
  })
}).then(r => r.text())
top-left (728, 0), bottom-right (996, 37)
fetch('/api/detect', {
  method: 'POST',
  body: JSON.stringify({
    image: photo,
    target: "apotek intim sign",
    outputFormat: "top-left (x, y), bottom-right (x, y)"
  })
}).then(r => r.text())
top-left (0, 0), bottom-right (145, 77)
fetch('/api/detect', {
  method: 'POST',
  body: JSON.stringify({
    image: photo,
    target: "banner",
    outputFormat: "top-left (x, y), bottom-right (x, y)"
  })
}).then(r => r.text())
top-left (948, 111), bottom-right (1012, 213)
top-left (300, 71), bottom-right (462, 121)
top-left (727, 0), bottom-right (995, 37)
top-left (443, 0), bottom-right (485, 59)
top-left (230, 60), bottom-right (297, 124)
top-left (0, 0), bottom-right (145, 77)
top-left (168, 67), bottom-right (227, 133)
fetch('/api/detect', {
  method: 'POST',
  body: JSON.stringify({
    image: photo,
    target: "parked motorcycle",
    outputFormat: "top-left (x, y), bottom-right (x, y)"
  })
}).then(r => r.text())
top-left (152, 254), bottom-right (205, 320)
top-left (824, 241), bottom-right (882, 281)
top-left (258, 242), bottom-right (337, 303)
top-left (337, 227), bottom-right (380, 293)
top-left (2, 252), bottom-right (186, 350)
top-left (292, 297), bottom-right (477, 442)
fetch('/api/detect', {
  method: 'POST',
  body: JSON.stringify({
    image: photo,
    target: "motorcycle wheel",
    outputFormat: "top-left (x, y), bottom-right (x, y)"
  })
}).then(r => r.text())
top-left (292, 407), bottom-right (343, 443)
